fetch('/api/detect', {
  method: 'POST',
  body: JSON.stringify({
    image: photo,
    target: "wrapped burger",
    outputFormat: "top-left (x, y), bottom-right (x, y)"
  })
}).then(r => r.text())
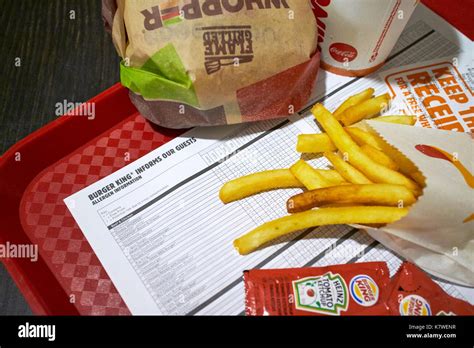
top-left (102, 0), bottom-right (320, 128)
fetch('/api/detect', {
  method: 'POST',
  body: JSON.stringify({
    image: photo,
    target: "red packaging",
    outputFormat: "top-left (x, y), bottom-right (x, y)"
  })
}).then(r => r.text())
top-left (387, 262), bottom-right (474, 316)
top-left (244, 262), bottom-right (391, 316)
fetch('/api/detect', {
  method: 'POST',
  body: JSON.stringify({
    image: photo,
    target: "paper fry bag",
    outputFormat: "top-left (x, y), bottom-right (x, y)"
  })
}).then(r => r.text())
top-left (102, 0), bottom-right (319, 128)
top-left (360, 121), bottom-right (474, 286)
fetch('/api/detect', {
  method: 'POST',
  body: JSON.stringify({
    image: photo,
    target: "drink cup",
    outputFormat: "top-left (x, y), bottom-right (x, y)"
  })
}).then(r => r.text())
top-left (312, 0), bottom-right (419, 77)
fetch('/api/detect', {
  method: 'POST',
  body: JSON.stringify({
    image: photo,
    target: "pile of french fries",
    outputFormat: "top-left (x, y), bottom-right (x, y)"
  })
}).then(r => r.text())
top-left (219, 88), bottom-right (425, 255)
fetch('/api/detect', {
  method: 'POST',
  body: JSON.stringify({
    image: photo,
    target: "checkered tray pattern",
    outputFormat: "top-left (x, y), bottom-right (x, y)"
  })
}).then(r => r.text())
top-left (19, 114), bottom-right (176, 315)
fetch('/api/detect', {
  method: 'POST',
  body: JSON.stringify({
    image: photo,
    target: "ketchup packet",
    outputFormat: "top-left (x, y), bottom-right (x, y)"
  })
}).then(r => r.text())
top-left (244, 262), bottom-right (390, 316)
top-left (386, 262), bottom-right (474, 316)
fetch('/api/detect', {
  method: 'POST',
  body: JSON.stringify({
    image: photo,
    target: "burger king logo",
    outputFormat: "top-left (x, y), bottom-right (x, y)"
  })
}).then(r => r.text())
top-left (349, 275), bottom-right (379, 307)
top-left (399, 295), bottom-right (432, 316)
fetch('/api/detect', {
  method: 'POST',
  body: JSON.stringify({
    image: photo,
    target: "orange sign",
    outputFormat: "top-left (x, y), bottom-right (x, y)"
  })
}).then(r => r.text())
top-left (384, 62), bottom-right (473, 132)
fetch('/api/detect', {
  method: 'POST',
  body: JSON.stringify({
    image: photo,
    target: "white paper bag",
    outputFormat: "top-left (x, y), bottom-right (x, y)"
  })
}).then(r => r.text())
top-left (360, 121), bottom-right (474, 286)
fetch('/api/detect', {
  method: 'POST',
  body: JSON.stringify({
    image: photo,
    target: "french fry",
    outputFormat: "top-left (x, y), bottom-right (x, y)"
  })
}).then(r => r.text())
top-left (234, 206), bottom-right (408, 255)
top-left (296, 133), bottom-right (336, 153)
top-left (320, 203), bottom-right (363, 208)
top-left (324, 151), bottom-right (372, 184)
top-left (313, 104), bottom-right (420, 192)
top-left (344, 127), bottom-right (382, 150)
top-left (346, 128), bottom-right (425, 186)
top-left (287, 184), bottom-right (416, 213)
top-left (372, 115), bottom-right (417, 126)
top-left (298, 128), bottom-right (380, 154)
top-left (298, 127), bottom-right (395, 157)
top-left (290, 160), bottom-right (332, 190)
top-left (338, 93), bottom-right (391, 126)
top-left (334, 88), bottom-right (375, 118)
top-left (317, 169), bottom-right (346, 184)
top-left (360, 144), bottom-right (399, 171)
top-left (219, 169), bottom-right (304, 204)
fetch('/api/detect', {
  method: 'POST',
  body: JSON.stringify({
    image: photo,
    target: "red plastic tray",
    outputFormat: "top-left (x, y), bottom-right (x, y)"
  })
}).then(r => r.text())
top-left (0, 1), bottom-right (470, 315)
top-left (1, 85), bottom-right (184, 315)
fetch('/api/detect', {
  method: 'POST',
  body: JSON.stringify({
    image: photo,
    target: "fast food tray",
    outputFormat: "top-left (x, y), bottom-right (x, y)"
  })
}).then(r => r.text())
top-left (0, 0), bottom-right (471, 315)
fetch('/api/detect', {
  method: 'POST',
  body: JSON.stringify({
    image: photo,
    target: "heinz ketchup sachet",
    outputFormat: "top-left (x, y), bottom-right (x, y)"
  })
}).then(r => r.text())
top-left (244, 262), bottom-right (391, 316)
top-left (387, 262), bottom-right (474, 316)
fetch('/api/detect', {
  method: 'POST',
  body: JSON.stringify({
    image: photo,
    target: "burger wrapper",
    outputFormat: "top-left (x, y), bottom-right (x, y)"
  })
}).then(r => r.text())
top-left (102, 0), bottom-right (319, 128)
top-left (356, 121), bottom-right (474, 286)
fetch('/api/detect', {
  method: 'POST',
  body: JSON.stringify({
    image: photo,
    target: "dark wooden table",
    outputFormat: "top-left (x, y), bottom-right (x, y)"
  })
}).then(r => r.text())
top-left (0, 0), bottom-right (120, 314)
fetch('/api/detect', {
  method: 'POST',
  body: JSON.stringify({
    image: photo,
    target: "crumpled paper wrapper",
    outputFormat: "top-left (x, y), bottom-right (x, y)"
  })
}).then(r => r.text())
top-left (356, 121), bottom-right (473, 286)
top-left (102, 0), bottom-right (320, 128)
